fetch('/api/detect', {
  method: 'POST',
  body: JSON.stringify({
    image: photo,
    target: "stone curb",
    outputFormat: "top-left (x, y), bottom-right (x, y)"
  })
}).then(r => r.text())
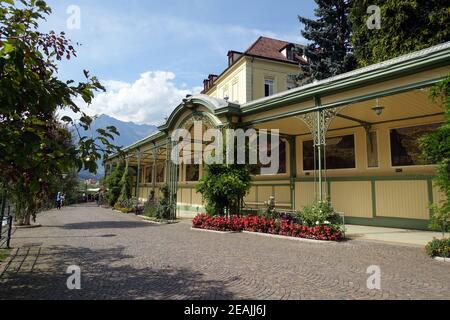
top-left (190, 227), bottom-right (240, 235)
top-left (113, 210), bottom-right (134, 214)
top-left (242, 231), bottom-right (338, 244)
top-left (138, 216), bottom-right (164, 225)
top-left (433, 256), bottom-right (450, 263)
top-left (137, 216), bottom-right (178, 225)
top-left (14, 224), bottom-right (42, 229)
top-left (190, 227), bottom-right (339, 243)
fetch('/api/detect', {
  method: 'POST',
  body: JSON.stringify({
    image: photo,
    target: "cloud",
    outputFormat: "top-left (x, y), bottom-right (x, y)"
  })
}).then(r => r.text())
top-left (79, 71), bottom-right (201, 125)
top-left (104, 15), bottom-right (304, 59)
top-left (45, 8), bottom-right (304, 66)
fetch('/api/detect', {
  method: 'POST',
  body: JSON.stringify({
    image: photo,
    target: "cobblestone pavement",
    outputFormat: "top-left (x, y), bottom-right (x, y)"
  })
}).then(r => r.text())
top-left (0, 204), bottom-right (449, 300)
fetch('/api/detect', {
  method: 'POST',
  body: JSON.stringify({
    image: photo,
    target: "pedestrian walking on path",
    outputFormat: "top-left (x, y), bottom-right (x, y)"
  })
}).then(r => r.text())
top-left (56, 192), bottom-right (62, 210)
top-left (61, 192), bottom-right (66, 207)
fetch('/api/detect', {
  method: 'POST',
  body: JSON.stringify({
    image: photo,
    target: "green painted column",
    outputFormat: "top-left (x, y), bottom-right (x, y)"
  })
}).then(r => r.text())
top-left (288, 136), bottom-right (297, 210)
top-left (165, 137), bottom-right (171, 185)
top-left (135, 149), bottom-right (142, 199)
top-left (152, 147), bottom-right (157, 195)
top-left (316, 110), bottom-right (324, 201)
top-left (165, 136), bottom-right (178, 220)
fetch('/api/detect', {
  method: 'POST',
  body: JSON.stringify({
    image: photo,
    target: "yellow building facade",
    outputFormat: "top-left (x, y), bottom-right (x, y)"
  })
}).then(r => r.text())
top-left (106, 39), bottom-right (450, 230)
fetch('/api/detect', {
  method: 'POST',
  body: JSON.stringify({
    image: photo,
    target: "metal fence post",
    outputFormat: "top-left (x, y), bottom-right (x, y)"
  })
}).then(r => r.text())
top-left (6, 216), bottom-right (12, 249)
top-left (0, 213), bottom-right (3, 243)
top-left (0, 193), bottom-right (5, 238)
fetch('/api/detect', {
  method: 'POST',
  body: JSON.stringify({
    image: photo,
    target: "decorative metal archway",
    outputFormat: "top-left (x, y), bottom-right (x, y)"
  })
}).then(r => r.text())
top-left (165, 110), bottom-right (222, 219)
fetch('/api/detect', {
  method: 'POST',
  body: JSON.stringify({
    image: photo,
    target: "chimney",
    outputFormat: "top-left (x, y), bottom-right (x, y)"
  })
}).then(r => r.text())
top-left (208, 74), bottom-right (218, 88)
top-left (227, 51), bottom-right (243, 67)
top-left (203, 79), bottom-right (209, 93)
top-left (227, 51), bottom-right (234, 66)
top-left (202, 75), bottom-right (218, 93)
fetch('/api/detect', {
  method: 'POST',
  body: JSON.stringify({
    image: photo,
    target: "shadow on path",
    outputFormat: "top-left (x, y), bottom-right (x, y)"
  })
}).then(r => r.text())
top-left (61, 221), bottom-right (157, 230)
top-left (0, 245), bottom-right (234, 300)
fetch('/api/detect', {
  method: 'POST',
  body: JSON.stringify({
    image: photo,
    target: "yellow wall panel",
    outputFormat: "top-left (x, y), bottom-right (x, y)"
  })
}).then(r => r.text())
top-left (331, 181), bottom-right (373, 218)
top-left (295, 182), bottom-right (315, 210)
top-left (181, 188), bottom-right (191, 205)
top-left (375, 181), bottom-right (429, 220)
top-left (191, 190), bottom-right (203, 206)
top-left (295, 182), bottom-right (329, 210)
top-left (258, 186), bottom-right (273, 204)
top-left (274, 186), bottom-right (291, 204)
top-left (245, 186), bottom-right (257, 203)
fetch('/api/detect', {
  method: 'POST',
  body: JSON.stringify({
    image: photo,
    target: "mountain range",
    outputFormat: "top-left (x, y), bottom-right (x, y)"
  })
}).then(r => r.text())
top-left (78, 114), bottom-right (157, 180)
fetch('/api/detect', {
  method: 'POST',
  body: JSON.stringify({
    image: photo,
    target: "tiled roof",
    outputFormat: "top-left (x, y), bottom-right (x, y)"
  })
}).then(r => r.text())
top-left (245, 36), bottom-right (306, 64)
top-left (201, 36), bottom-right (307, 94)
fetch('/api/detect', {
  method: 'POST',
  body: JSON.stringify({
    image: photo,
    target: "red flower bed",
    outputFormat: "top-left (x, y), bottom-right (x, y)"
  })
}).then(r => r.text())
top-left (192, 214), bottom-right (343, 241)
top-left (193, 214), bottom-right (243, 232)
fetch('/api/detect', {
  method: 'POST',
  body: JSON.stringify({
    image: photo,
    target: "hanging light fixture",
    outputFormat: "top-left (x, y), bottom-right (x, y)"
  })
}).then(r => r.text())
top-left (372, 98), bottom-right (385, 116)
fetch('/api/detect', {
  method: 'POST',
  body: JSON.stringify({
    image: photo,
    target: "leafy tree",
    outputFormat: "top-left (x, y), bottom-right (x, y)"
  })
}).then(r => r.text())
top-left (106, 162), bottom-right (125, 206)
top-left (5, 119), bottom-right (77, 224)
top-left (41, 168), bottom-right (79, 209)
top-left (350, 0), bottom-right (450, 67)
top-left (421, 76), bottom-right (450, 236)
top-left (58, 170), bottom-right (80, 206)
top-left (197, 163), bottom-right (252, 217)
top-left (0, 1), bottom-right (120, 224)
top-left (297, 0), bottom-right (356, 83)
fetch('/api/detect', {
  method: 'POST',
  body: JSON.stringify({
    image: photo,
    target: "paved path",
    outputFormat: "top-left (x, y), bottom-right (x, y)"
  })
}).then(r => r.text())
top-left (0, 205), bottom-right (449, 300)
top-left (346, 225), bottom-right (450, 247)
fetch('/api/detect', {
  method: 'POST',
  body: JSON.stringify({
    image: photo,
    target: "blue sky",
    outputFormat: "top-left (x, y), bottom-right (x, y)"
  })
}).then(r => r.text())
top-left (43, 0), bottom-right (316, 124)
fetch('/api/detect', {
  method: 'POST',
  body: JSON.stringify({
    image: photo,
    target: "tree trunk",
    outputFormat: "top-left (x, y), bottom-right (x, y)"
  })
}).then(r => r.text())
top-left (24, 213), bottom-right (31, 226)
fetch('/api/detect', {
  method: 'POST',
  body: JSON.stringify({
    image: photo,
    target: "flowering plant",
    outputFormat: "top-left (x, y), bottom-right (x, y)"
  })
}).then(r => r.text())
top-left (426, 238), bottom-right (450, 258)
top-left (193, 214), bottom-right (243, 232)
top-left (192, 214), bottom-right (343, 241)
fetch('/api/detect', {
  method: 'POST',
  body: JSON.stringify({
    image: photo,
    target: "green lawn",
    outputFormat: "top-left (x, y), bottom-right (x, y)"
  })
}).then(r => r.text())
top-left (0, 249), bottom-right (10, 263)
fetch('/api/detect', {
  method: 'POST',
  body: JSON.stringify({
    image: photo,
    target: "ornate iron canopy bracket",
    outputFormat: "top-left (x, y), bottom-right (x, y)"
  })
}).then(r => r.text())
top-left (295, 106), bottom-right (345, 201)
top-left (295, 107), bottom-right (345, 147)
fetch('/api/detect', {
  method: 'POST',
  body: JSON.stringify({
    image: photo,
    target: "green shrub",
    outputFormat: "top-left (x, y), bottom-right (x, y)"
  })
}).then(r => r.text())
top-left (116, 161), bottom-right (132, 206)
top-left (426, 238), bottom-right (450, 258)
top-left (429, 203), bottom-right (450, 237)
top-left (155, 185), bottom-right (173, 220)
top-left (98, 191), bottom-right (110, 207)
top-left (107, 163), bottom-right (125, 206)
top-left (143, 201), bottom-right (158, 218)
top-left (297, 201), bottom-right (343, 227)
top-left (421, 76), bottom-right (450, 236)
top-left (114, 197), bottom-right (138, 213)
top-left (257, 196), bottom-right (276, 219)
top-left (197, 161), bottom-right (252, 217)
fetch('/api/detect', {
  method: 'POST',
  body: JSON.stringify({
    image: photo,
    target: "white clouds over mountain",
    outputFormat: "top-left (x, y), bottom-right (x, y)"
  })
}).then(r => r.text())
top-left (82, 71), bottom-right (201, 125)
